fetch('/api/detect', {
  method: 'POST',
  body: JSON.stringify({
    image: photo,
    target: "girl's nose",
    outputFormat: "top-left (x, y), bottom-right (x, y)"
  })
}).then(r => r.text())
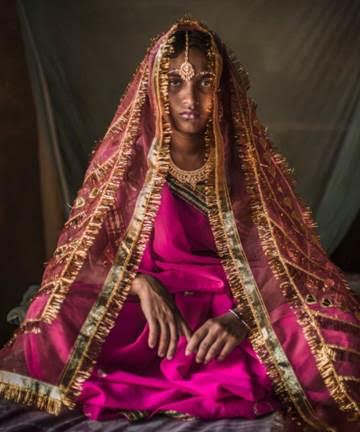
top-left (182, 82), bottom-right (199, 109)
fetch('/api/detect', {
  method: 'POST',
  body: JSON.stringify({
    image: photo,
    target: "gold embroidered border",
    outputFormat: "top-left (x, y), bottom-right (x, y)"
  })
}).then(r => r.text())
top-left (256, 159), bottom-right (345, 290)
top-left (237, 84), bottom-right (360, 421)
top-left (0, 371), bottom-right (67, 415)
top-left (8, 19), bottom-right (351, 428)
top-left (283, 257), bottom-right (335, 285)
top-left (313, 310), bottom-right (360, 330)
top-left (269, 149), bottom-right (324, 252)
top-left (341, 376), bottom-right (360, 384)
top-left (83, 151), bottom-right (117, 184)
top-left (103, 102), bottom-right (133, 140)
top-left (57, 35), bottom-right (173, 402)
top-left (216, 71), bottom-right (331, 432)
top-left (159, 409), bottom-right (197, 421)
top-left (167, 175), bottom-right (208, 214)
top-left (271, 219), bottom-right (341, 281)
top-left (59, 136), bottom-right (168, 396)
top-left (118, 408), bottom-right (197, 423)
top-left (260, 150), bottom-right (326, 257)
top-left (259, 164), bottom-right (306, 239)
top-left (328, 344), bottom-right (360, 359)
top-left (101, 49), bottom-right (156, 143)
top-left (118, 409), bottom-right (149, 422)
top-left (34, 61), bottom-right (150, 326)
top-left (315, 313), bottom-right (360, 336)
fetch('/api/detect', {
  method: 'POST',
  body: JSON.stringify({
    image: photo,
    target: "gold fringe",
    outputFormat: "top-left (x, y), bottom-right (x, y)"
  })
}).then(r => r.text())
top-left (226, 53), bottom-right (345, 430)
top-left (83, 154), bottom-right (118, 184)
top-left (0, 382), bottom-right (64, 415)
top-left (50, 21), bottom-right (219, 337)
top-left (28, 62), bottom-right (150, 327)
top-left (233, 67), bottom-right (360, 422)
top-left (258, 116), bottom-right (329, 256)
top-left (341, 376), bottom-right (360, 384)
top-left (313, 310), bottom-right (360, 330)
top-left (103, 102), bottom-right (132, 140)
top-left (11, 19), bottom-right (356, 430)
top-left (160, 409), bottom-right (197, 421)
top-left (57, 35), bottom-right (174, 404)
top-left (119, 409), bottom-right (149, 422)
top-left (203, 38), bottom-right (335, 432)
top-left (327, 344), bottom-right (360, 361)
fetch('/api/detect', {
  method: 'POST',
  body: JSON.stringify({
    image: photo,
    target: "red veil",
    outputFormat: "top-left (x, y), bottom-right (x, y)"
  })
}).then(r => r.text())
top-left (0, 17), bottom-right (359, 431)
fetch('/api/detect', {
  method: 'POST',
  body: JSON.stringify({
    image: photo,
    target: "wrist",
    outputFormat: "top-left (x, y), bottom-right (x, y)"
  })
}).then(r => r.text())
top-left (228, 308), bottom-right (251, 332)
top-left (130, 274), bottom-right (146, 296)
top-left (131, 274), bottom-right (152, 297)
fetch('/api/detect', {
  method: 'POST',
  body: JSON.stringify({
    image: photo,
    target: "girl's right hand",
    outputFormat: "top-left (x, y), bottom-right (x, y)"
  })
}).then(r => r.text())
top-left (130, 274), bottom-right (193, 360)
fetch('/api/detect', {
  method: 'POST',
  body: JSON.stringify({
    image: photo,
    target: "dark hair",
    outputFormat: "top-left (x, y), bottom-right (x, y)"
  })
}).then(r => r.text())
top-left (169, 30), bottom-right (211, 58)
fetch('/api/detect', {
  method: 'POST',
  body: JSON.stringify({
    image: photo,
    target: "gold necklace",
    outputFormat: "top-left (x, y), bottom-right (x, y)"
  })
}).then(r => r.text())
top-left (169, 146), bottom-right (213, 190)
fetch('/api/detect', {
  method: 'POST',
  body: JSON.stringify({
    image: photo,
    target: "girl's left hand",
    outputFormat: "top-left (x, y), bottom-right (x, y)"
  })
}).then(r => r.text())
top-left (184, 311), bottom-right (249, 364)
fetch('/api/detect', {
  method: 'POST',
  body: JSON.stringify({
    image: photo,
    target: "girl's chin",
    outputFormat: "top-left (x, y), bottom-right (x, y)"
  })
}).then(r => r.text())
top-left (175, 120), bottom-right (207, 135)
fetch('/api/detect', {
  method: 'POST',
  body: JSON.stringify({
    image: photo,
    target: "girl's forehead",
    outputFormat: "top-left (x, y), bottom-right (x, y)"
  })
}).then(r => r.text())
top-left (168, 49), bottom-right (214, 76)
top-left (169, 48), bottom-right (208, 66)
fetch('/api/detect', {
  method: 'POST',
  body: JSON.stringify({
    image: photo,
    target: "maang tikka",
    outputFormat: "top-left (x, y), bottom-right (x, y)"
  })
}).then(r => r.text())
top-left (179, 31), bottom-right (195, 81)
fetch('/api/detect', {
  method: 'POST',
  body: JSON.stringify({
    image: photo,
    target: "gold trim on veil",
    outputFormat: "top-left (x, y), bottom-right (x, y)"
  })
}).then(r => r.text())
top-left (0, 17), bottom-right (358, 432)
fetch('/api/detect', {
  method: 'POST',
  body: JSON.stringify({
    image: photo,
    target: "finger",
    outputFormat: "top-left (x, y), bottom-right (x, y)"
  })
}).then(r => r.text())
top-left (217, 339), bottom-right (237, 362)
top-left (166, 319), bottom-right (178, 360)
top-left (170, 306), bottom-right (192, 342)
top-left (204, 338), bottom-right (226, 364)
top-left (195, 333), bottom-right (217, 363)
top-left (178, 319), bottom-right (193, 343)
top-left (148, 318), bottom-right (159, 349)
top-left (185, 325), bottom-right (208, 356)
top-left (158, 320), bottom-right (170, 357)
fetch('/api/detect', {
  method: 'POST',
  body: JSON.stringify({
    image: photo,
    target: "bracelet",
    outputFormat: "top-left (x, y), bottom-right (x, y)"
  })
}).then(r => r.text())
top-left (228, 308), bottom-right (251, 332)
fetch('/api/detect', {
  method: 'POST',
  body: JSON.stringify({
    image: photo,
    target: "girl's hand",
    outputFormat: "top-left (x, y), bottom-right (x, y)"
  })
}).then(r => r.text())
top-left (130, 274), bottom-right (193, 360)
top-left (184, 310), bottom-right (248, 364)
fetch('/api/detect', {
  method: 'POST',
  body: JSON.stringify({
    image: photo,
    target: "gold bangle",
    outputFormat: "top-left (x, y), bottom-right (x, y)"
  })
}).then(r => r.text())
top-left (228, 308), bottom-right (251, 332)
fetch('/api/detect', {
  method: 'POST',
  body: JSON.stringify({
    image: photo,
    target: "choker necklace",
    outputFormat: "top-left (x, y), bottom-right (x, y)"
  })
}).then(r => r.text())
top-left (169, 146), bottom-right (213, 190)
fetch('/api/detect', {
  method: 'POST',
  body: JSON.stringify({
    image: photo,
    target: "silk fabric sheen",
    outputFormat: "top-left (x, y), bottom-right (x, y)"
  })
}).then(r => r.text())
top-left (78, 181), bottom-right (281, 420)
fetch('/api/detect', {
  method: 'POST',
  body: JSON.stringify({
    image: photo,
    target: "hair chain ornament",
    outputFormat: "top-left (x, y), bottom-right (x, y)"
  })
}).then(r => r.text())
top-left (179, 31), bottom-right (195, 81)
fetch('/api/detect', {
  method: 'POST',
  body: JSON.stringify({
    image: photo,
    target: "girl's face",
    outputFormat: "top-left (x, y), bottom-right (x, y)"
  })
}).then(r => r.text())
top-left (167, 47), bottom-right (215, 136)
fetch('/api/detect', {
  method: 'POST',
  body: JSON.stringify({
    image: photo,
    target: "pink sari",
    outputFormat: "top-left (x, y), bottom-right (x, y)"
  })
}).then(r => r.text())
top-left (77, 179), bottom-right (281, 421)
top-left (2, 18), bottom-right (359, 430)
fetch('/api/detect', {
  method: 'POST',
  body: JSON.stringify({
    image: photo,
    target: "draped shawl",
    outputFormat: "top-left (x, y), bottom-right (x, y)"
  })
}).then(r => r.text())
top-left (0, 17), bottom-right (359, 432)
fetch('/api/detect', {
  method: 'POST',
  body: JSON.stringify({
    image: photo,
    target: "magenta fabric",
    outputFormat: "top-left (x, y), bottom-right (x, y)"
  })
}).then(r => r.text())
top-left (77, 181), bottom-right (281, 420)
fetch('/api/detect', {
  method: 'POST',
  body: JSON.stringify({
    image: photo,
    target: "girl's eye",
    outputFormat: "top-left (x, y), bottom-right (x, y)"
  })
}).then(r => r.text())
top-left (169, 78), bottom-right (182, 87)
top-left (200, 78), bottom-right (213, 88)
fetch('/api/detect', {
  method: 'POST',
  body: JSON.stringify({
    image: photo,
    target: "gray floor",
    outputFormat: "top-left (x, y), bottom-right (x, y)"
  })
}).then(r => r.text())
top-left (0, 399), bottom-right (284, 432)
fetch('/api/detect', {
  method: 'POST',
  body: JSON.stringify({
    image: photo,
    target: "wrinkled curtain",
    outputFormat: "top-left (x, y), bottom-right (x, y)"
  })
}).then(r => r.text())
top-left (17, 0), bottom-right (360, 255)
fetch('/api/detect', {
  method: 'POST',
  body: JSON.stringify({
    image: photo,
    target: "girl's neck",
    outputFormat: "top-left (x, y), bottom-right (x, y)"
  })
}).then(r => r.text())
top-left (170, 130), bottom-right (206, 170)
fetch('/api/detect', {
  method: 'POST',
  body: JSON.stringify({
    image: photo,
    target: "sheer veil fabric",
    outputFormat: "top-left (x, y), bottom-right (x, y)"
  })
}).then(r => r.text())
top-left (0, 17), bottom-right (359, 431)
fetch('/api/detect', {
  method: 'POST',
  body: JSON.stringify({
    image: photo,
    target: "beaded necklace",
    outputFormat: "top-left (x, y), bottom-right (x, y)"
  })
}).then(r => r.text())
top-left (169, 145), bottom-right (213, 190)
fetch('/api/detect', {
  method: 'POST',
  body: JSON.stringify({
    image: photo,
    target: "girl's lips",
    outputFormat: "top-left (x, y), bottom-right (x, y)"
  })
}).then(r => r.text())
top-left (180, 111), bottom-right (200, 120)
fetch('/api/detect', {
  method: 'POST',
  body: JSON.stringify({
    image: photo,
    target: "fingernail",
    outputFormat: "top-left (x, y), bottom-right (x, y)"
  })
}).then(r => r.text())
top-left (167, 354), bottom-right (173, 360)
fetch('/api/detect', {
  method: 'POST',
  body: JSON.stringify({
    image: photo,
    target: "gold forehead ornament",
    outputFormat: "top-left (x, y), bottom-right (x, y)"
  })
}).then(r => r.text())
top-left (178, 31), bottom-right (195, 81)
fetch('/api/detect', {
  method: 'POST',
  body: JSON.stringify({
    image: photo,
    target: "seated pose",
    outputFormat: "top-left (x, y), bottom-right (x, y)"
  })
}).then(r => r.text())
top-left (0, 17), bottom-right (359, 432)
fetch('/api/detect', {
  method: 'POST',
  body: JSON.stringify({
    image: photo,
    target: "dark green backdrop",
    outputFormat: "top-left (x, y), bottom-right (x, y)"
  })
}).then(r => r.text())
top-left (17, 0), bottom-right (360, 254)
